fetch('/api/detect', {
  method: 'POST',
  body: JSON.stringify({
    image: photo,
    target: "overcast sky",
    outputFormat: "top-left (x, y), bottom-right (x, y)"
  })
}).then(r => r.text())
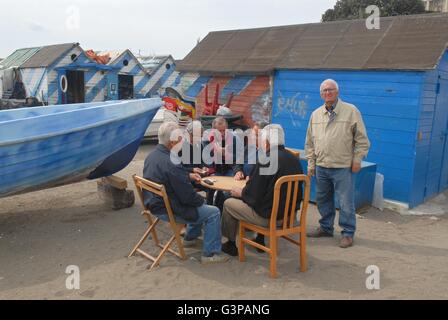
top-left (0, 0), bottom-right (337, 59)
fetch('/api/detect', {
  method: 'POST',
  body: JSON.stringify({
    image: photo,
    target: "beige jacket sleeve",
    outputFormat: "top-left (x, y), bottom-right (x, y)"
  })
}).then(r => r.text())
top-left (305, 116), bottom-right (316, 170)
top-left (352, 110), bottom-right (370, 164)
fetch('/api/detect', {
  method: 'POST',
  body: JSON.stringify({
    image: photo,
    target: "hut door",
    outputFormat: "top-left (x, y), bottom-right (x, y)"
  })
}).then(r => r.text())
top-left (118, 75), bottom-right (134, 100)
top-left (425, 76), bottom-right (448, 200)
top-left (66, 71), bottom-right (85, 104)
top-left (437, 77), bottom-right (448, 193)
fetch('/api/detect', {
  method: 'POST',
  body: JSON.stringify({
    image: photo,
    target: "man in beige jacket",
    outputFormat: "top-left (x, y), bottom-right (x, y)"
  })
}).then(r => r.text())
top-left (305, 79), bottom-right (370, 248)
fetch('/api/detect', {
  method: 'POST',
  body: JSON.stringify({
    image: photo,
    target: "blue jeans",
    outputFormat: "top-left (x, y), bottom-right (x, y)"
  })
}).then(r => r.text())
top-left (315, 166), bottom-right (356, 237)
top-left (159, 204), bottom-right (222, 257)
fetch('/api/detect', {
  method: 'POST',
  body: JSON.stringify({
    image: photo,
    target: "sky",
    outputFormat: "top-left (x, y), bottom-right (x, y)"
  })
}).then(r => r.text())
top-left (0, 0), bottom-right (337, 59)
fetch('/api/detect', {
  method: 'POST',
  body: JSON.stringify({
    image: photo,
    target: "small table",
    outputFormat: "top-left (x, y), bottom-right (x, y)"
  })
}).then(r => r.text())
top-left (200, 176), bottom-right (247, 192)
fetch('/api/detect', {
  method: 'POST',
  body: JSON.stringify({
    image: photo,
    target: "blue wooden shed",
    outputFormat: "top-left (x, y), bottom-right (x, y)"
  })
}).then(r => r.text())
top-left (176, 13), bottom-right (448, 208)
top-left (270, 15), bottom-right (448, 208)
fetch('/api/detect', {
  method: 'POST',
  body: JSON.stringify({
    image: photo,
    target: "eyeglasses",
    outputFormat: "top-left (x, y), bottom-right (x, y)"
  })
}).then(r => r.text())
top-left (321, 88), bottom-right (337, 93)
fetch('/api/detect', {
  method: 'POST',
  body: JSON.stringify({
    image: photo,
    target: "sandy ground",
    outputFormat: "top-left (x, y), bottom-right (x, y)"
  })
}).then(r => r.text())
top-left (1, 142), bottom-right (448, 300)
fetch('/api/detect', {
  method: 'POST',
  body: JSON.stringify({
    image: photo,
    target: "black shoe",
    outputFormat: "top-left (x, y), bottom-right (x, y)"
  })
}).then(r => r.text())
top-left (253, 235), bottom-right (266, 253)
top-left (222, 241), bottom-right (238, 257)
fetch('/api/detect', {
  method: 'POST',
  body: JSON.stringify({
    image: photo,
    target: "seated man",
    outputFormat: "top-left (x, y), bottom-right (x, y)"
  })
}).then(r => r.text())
top-left (181, 120), bottom-right (210, 187)
top-left (143, 121), bottom-right (229, 264)
top-left (221, 124), bottom-right (304, 256)
top-left (242, 121), bottom-right (268, 250)
top-left (204, 116), bottom-right (245, 210)
top-left (242, 121), bottom-right (268, 177)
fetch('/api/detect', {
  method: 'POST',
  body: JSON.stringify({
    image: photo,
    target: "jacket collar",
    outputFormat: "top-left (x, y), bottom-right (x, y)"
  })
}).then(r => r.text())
top-left (322, 98), bottom-right (342, 114)
top-left (265, 144), bottom-right (285, 156)
top-left (157, 143), bottom-right (183, 164)
top-left (156, 144), bottom-right (171, 155)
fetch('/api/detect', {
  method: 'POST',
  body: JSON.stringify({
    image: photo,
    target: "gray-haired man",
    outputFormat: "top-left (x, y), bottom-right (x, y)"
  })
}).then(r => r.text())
top-left (221, 124), bottom-right (303, 256)
top-left (305, 79), bottom-right (370, 248)
top-left (143, 122), bottom-right (229, 264)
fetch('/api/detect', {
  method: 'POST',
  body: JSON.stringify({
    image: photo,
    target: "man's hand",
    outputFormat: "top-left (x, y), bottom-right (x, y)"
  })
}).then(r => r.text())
top-left (230, 187), bottom-right (243, 198)
top-left (214, 143), bottom-right (224, 156)
top-left (234, 171), bottom-right (245, 181)
top-left (193, 167), bottom-right (208, 176)
top-left (351, 161), bottom-right (361, 173)
top-left (308, 168), bottom-right (315, 177)
top-left (189, 173), bottom-right (202, 183)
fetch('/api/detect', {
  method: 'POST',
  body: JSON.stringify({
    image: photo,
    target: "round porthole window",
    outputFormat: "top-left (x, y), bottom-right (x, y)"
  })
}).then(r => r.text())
top-left (60, 75), bottom-right (68, 93)
top-left (165, 63), bottom-right (171, 70)
top-left (123, 59), bottom-right (129, 66)
top-left (71, 54), bottom-right (77, 61)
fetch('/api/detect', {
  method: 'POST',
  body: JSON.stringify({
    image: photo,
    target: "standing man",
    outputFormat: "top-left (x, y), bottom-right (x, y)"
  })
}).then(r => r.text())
top-left (305, 79), bottom-right (370, 248)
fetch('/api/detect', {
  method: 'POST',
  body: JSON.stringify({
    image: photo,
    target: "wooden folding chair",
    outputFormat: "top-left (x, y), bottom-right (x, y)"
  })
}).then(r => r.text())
top-left (239, 174), bottom-right (310, 278)
top-left (128, 175), bottom-right (187, 270)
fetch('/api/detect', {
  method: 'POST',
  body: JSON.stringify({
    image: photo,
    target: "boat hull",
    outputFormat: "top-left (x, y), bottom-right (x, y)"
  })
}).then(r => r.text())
top-left (0, 99), bottom-right (161, 197)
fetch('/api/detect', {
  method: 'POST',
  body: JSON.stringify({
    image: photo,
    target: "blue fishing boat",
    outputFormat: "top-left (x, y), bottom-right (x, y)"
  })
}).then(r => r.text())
top-left (0, 99), bottom-right (162, 197)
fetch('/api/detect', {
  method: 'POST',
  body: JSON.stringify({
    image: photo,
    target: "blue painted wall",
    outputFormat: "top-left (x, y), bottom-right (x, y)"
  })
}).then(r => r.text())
top-left (185, 76), bottom-right (212, 98)
top-left (411, 50), bottom-right (448, 207)
top-left (146, 62), bottom-right (176, 97)
top-left (271, 69), bottom-right (427, 206)
top-left (438, 52), bottom-right (448, 196)
top-left (220, 76), bottom-right (254, 101)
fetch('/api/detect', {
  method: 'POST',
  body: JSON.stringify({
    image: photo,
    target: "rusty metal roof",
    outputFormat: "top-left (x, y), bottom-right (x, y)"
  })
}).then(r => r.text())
top-left (177, 14), bottom-right (448, 74)
top-left (20, 43), bottom-right (79, 68)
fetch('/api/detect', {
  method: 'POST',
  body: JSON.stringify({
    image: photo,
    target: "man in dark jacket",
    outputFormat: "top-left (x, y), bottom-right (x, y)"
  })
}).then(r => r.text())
top-left (242, 121), bottom-right (268, 177)
top-left (143, 121), bottom-right (229, 264)
top-left (203, 116), bottom-right (245, 210)
top-left (221, 124), bottom-right (303, 256)
top-left (204, 116), bottom-right (244, 178)
top-left (180, 120), bottom-right (208, 176)
top-left (179, 120), bottom-right (211, 196)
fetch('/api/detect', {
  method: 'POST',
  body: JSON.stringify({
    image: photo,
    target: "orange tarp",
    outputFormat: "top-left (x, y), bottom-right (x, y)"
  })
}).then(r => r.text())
top-left (85, 50), bottom-right (111, 65)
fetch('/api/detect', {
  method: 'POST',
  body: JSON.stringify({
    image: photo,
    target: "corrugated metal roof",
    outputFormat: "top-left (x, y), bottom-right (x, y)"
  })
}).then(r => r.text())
top-left (0, 47), bottom-right (41, 69)
top-left (20, 43), bottom-right (78, 68)
top-left (177, 13), bottom-right (448, 74)
top-left (135, 55), bottom-right (173, 72)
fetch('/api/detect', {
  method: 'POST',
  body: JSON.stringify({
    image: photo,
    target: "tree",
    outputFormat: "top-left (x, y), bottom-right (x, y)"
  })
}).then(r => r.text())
top-left (322, 0), bottom-right (427, 22)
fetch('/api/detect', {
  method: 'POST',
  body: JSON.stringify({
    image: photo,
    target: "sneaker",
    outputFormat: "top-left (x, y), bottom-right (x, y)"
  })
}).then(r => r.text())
top-left (307, 227), bottom-right (333, 238)
top-left (339, 236), bottom-right (354, 248)
top-left (222, 241), bottom-right (238, 257)
top-left (182, 238), bottom-right (198, 248)
top-left (200, 253), bottom-right (230, 265)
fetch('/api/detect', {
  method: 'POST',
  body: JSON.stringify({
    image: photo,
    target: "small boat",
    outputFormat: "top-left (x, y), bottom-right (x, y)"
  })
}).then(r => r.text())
top-left (0, 99), bottom-right (162, 197)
